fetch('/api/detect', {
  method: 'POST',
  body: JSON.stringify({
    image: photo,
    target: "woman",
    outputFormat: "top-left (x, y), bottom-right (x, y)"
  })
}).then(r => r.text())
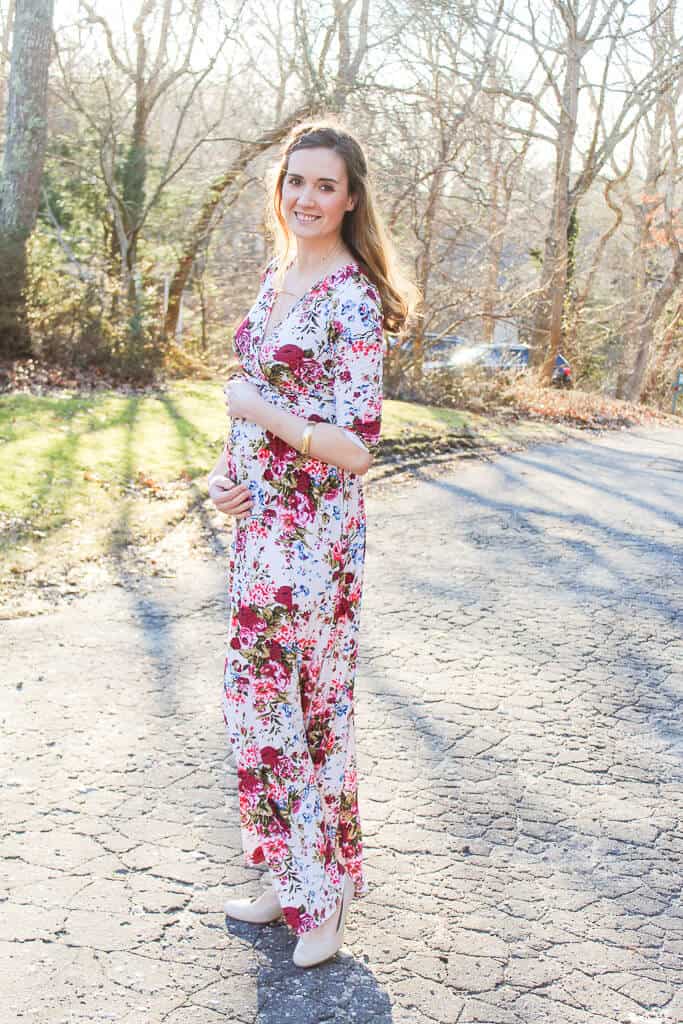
top-left (208, 122), bottom-right (416, 968)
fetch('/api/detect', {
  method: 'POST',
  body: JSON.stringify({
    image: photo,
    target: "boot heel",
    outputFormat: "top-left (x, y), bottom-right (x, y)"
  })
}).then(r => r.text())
top-left (293, 873), bottom-right (354, 968)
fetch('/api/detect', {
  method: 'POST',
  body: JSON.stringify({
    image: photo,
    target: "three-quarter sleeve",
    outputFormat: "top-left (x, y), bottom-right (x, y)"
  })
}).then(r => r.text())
top-left (330, 276), bottom-right (385, 454)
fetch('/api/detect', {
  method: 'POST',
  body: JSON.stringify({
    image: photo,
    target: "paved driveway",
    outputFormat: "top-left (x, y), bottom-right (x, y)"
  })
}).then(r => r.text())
top-left (3, 424), bottom-right (682, 1024)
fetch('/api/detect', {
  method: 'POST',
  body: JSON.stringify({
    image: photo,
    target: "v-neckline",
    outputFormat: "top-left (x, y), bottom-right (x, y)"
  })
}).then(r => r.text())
top-left (260, 259), bottom-right (359, 347)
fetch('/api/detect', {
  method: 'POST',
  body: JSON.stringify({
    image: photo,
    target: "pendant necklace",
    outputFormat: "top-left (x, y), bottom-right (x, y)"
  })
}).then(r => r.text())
top-left (276, 239), bottom-right (346, 300)
top-left (263, 239), bottom-right (346, 344)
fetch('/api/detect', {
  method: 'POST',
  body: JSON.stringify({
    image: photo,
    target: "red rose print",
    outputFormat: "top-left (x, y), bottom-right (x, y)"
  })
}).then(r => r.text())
top-left (260, 746), bottom-right (281, 768)
top-left (282, 906), bottom-right (302, 930)
top-left (295, 470), bottom-right (312, 495)
top-left (268, 639), bottom-right (283, 662)
top-left (266, 432), bottom-right (297, 460)
top-left (237, 605), bottom-right (265, 630)
top-left (273, 345), bottom-right (305, 371)
top-left (275, 586), bottom-right (293, 610)
top-left (237, 769), bottom-right (262, 794)
top-left (354, 417), bottom-right (380, 445)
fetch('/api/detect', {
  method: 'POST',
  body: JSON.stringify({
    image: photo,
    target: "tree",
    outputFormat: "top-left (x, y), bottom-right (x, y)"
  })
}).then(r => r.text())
top-left (0, 0), bottom-right (54, 359)
top-left (622, 0), bottom-right (683, 402)
top-left (490, 0), bottom-right (683, 383)
top-left (162, 0), bottom-right (373, 342)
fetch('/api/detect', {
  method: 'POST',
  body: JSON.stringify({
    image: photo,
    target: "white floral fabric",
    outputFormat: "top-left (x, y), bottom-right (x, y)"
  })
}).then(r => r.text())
top-left (221, 257), bottom-right (384, 935)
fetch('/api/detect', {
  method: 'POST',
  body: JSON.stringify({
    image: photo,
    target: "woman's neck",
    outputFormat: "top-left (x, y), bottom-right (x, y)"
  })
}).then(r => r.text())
top-left (291, 235), bottom-right (351, 276)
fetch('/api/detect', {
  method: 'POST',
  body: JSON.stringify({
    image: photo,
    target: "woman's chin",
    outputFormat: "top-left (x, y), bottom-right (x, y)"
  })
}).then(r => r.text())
top-left (288, 223), bottom-right (323, 239)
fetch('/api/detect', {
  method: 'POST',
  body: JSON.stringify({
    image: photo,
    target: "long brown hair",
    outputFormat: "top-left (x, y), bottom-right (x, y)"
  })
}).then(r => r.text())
top-left (266, 120), bottom-right (419, 334)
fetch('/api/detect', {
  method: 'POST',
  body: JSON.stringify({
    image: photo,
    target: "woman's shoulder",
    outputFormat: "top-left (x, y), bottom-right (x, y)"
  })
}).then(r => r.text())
top-left (333, 261), bottom-right (382, 311)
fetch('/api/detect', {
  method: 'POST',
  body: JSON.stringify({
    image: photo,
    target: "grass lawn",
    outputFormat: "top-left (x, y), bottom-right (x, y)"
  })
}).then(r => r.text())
top-left (2, 368), bottom-right (677, 615)
top-left (2, 380), bottom-right (515, 587)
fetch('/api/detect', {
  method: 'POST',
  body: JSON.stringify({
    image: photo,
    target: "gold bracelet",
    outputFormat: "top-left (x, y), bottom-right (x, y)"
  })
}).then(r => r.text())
top-left (299, 421), bottom-right (316, 456)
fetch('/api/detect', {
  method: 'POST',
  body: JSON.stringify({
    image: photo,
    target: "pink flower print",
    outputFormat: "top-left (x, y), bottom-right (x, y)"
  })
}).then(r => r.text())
top-left (254, 674), bottom-right (283, 706)
top-left (242, 744), bottom-right (260, 768)
top-left (277, 755), bottom-right (297, 779)
top-left (331, 541), bottom-right (345, 564)
top-left (263, 835), bottom-right (289, 862)
top-left (293, 491), bottom-right (316, 525)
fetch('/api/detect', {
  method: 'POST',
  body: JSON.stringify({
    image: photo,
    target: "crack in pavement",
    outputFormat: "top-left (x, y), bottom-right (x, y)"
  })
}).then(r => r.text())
top-left (2, 424), bottom-right (683, 1024)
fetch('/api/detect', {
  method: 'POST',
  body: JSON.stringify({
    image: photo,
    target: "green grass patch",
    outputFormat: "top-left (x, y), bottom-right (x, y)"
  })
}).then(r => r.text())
top-left (1, 381), bottom-right (225, 517)
top-left (0, 381), bottom-right (232, 583)
top-left (0, 382), bottom-right (562, 589)
top-left (1, 388), bottom-right (471, 529)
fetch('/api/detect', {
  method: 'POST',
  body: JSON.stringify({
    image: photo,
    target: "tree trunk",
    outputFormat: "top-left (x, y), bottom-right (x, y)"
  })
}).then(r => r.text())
top-left (0, 0), bottom-right (17, 130)
top-left (624, 249), bottom-right (683, 402)
top-left (0, 0), bottom-right (54, 359)
top-left (623, 0), bottom-right (679, 403)
top-left (530, 34), bottom-right (580, 380)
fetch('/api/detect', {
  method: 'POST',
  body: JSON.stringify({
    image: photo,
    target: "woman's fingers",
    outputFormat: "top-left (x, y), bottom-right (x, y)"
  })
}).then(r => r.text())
top-left (208, 475), bottom-right (253, 518)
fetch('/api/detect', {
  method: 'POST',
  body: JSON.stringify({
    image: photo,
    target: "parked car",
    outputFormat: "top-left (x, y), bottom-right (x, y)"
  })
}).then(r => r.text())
top-left (423, 333), bottom-right (530, 374)
top-left (422, 333), bottom-right (470, 372)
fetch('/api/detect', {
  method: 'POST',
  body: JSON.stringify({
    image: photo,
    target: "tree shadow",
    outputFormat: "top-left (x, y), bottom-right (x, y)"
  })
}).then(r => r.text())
top-left (355, 431), bottom-right (682, 946)
top-left (157, 391), bottom-right (229, 559)
top-left (3, 396), bottom-right (145, 544)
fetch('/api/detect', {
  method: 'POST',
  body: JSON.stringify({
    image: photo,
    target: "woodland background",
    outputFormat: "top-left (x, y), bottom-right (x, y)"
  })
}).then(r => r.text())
top-left (1, 0), bottom-right (683, 409)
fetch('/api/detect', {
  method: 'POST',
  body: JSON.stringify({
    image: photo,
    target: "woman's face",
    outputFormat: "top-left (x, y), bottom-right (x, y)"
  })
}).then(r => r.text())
top-left (280, 146), bottom-right (356, 245)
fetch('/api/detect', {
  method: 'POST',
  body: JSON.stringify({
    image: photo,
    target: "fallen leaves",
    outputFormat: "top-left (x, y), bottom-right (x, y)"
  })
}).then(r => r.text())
top-left (508, 380), bottom-right (674, 429)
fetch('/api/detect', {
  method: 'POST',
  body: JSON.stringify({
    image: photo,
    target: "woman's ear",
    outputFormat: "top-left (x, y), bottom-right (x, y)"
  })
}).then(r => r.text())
top-left (347, 194), bottom-right (357, 212)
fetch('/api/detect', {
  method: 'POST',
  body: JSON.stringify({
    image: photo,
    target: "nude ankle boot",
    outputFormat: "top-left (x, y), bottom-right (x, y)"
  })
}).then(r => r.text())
top-left (224, 875), bottom-right (282, 924)
top-left (292, 873), bottom-right (354, 968)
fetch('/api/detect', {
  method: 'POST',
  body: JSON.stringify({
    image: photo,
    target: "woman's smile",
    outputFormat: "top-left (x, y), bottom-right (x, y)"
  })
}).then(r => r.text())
top-left (294, 211), bottom-right (321, 223)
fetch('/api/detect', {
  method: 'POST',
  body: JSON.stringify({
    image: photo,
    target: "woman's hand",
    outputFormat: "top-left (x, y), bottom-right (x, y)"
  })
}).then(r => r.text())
top-left (224, 376), bottom-right (264, 421)
top-left (208, 474), bottom-right (253, 519)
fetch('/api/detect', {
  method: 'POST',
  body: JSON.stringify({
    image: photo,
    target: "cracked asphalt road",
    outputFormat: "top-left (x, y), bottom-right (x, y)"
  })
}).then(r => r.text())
top-left (2, 424), bottom-right (682, 1024)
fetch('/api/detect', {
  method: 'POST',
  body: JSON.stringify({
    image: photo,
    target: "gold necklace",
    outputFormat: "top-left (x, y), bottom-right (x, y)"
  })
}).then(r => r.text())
top-left (276, 240), bottom-right (346, 299)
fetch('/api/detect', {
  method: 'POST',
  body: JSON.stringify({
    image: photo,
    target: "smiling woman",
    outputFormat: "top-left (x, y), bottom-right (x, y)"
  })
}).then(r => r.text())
top-left (207, 122), bottom-right (419, 969)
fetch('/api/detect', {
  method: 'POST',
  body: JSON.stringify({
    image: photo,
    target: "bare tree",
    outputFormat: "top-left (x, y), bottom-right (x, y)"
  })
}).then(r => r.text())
top-left (491, 0), bottom-right (683, 383)
top-left (0, 0), bottom-right (54, 359)
top-left (52, 0), bottom-right (240, 301)
top-left (162, 0), bottom-right (373, 341)
top-left (0, 0), bottom-right (16, 132)
top-left (376, 0), bottom-right (511, 376)
top-left (622, 0), bottom-right (683, 402)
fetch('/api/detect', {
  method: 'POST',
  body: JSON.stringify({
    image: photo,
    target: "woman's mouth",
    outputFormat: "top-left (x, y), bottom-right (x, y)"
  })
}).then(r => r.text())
top-left (294, 212), bottom-right (321, 223)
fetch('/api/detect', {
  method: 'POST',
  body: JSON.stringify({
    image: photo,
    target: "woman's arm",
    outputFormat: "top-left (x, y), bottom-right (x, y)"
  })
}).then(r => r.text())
top-left (250, 401), bottom-right (372, 475)
top-left (226, 276), bottom-right (384, 476)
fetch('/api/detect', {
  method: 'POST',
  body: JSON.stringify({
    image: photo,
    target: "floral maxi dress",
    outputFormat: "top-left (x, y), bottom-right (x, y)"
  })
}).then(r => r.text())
top-left (221, 258), bottom-right (384, 937)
